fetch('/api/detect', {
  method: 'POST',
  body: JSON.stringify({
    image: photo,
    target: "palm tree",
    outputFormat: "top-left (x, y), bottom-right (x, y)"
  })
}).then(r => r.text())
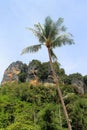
top-left (21, 16), bottom-right (74, 130)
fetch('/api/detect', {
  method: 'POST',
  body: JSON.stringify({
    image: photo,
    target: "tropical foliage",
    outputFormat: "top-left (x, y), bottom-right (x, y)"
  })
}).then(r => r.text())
top-left (0, 82), bottom-right (87, 130)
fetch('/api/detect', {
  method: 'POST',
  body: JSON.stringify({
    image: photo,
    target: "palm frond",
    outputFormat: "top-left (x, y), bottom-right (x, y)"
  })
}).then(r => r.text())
top-left (44, 17), bottom-right (58, 41)
top-left (34, 24), bottom-right (41, 32)
top-left (59, 33), bottom-right (75, 45)
top-left (48, 22), bottom-right (58, 40)
top-left (50, 49), bottom-right (57, 61)
top-left (44, 16), bottom-right (53, 38)
top-left (27, 27), bottom-right (45, 43)
top-left (21, 44), bottom-right (42, 54)
top-left (51, 33), bottom-right (75, 48)
top-left (61, 25), bottom-right (67, 32)
top-left (35, 23), bottom-right (47, 41)
top-left (44, 17), bottom-right (67, 42)
top-left (55, 18), bottom-right (67, 34)
top-left (56, 17), bottom-right (64, 27)
top-left (27, 28), bottom-right (41, 37)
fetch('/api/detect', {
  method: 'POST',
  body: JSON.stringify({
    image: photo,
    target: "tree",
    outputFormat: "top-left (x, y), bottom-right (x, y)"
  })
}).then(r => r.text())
top-left (28, 60), bottom-right (41, 80)
top-left (18, 64), bottom-right (28, 82)
top-left (21, 16), bottom-right (74, 130)
top-left (83, 75), bottom-right (87, 93)
top-left (64, 73), bottom-right (83, 85)
top-left (83, 75), bottom-right (87, 86)
top-left (37, 62), bottom-right (50, 82)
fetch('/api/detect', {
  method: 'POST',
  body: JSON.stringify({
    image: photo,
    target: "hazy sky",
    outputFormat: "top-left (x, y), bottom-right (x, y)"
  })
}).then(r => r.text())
top-left (0, 0), bottom-right (87, 83)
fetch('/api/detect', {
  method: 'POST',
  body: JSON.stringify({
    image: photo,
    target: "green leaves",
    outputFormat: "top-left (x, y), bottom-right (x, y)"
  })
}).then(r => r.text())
top-left (52, 33), bottom-right (74, 48)
top-left (56, 17), bottom-right (64, 27)
top-left (27, 23), bottom-right (46, 43)
top-left (21, 44), bottom-right (42, 54)
top-left (44, 16), bottom-right (54, 39)
top-left (50, 49), bottom-right (57, 61)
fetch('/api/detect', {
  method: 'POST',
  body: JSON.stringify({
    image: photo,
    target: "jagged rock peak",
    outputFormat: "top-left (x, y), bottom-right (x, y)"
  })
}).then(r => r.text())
top-left (1, 61), bottom-right (24, 84)
top-left (1, 60), bottom-right (86, 95)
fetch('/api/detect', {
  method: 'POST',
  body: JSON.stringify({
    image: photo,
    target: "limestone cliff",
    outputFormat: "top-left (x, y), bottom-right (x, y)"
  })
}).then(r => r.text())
top-left (1, 61), bottom-right (23, 84)
top-left (1, 60), bottom-right (86, 95)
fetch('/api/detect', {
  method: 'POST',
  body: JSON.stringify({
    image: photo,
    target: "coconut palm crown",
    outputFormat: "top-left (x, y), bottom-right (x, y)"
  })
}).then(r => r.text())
top-left (22, 16), bottom-right (74, 61)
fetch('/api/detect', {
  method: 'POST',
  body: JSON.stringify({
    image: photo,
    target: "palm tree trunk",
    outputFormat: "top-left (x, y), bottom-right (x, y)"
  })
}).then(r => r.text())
top-left (48, 48), bottom-right (72, 130)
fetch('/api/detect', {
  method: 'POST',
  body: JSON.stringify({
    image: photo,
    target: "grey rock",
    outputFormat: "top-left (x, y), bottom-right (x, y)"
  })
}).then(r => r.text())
top-left (1, 61), bottom-right (23, 84)
top-left (71, 79), bottom-right (84, 94)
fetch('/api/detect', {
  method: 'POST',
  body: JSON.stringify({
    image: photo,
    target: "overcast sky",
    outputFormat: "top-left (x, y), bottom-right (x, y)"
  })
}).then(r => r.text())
top-left (0, 0), bottom-right (87, 83)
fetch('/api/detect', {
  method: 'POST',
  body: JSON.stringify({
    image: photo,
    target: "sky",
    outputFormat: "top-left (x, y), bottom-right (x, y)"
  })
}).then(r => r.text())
top-left (0, 0), bottom-right (87, 83)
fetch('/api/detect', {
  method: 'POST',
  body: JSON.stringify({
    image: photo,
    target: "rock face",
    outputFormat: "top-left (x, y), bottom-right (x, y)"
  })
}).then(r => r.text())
top-left (1, 60), bottom-right (54, 84)
top-left (26, 60), bottom-right (41, 82)
top-left (71, 79), bottom-right (84, 94)
top-left (1, 60), bottom-right (42, 84)
top-left (1, 61), bottom-right (23, 84)
top-left (1, 60), bottom-right (86, 95)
